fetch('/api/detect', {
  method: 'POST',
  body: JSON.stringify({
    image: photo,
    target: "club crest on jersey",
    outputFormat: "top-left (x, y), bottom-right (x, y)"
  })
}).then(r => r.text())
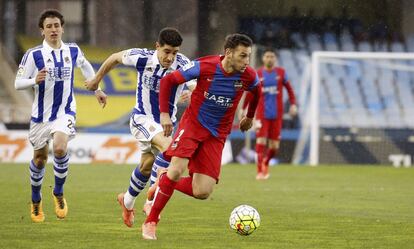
top-left (146, 67), bottom-right (153, 72)
top-left (64, 56), bottom-right (70, 64)
top-left (234, 80), bottom-right (243, 90)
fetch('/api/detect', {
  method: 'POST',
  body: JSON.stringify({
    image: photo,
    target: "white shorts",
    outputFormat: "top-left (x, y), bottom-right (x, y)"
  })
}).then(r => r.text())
top-left (29, 114), bottom-right (76, 150)
top-left (129, 114), bottom-right (163, 153)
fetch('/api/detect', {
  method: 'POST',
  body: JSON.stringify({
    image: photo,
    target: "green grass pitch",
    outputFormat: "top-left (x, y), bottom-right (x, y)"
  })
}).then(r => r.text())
top-left (0, 163), bottom-right (413, 249)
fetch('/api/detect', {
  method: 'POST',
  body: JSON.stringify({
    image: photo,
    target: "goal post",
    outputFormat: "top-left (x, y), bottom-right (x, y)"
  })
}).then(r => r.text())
top-left (308, 51), bottom-right (414, 166)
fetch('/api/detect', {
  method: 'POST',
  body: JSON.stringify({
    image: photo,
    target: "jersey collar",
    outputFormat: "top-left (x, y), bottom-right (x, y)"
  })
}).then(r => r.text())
top-left (42, 40), bottom-right (69, 53)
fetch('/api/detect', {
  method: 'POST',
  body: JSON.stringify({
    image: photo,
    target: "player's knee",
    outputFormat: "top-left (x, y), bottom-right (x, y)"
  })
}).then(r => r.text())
top-left (193, 189), bottom-right (211, 200)
top-left (33, 156), bottom-right (47, 168)
top-left (53, 144), bottom-right (67, 157)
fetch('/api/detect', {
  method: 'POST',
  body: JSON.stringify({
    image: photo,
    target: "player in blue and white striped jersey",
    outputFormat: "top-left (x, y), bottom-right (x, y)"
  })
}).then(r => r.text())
top-left (14, 9), bottom-right (107, 223)
top-left (85, 27), bottom-right (195, 228)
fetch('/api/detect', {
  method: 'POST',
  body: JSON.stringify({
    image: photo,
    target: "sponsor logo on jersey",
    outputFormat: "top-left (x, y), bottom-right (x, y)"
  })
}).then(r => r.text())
top-left (262, 85), bottom-right (278, 95)
top-left (204, 91), bottom-right (234, 107)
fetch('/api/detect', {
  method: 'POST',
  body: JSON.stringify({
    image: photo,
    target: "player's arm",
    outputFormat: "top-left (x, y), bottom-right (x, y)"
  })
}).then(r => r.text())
top-left (160, 61), bottom-right (200, 136)
top-left (240, 86), bottom-right (261, 132)
top-left (77, 46), bottom-right (107, 108)
top-left (178, 80), bottom-right (197, 104)
top-left (84, 50), bottom-right (124, 91)
top-left (15, 51), bottom-right (45, 90)
top-left (283, 75), bottom-right (297, 117)
top-left (240, 71), bottom-right (261, 132)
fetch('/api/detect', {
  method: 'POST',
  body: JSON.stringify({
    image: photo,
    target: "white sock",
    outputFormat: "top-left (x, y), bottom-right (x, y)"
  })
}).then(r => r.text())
top-left (145, 199), bottom-right (153, 205)
top-left (123, 191), bottom-right (136, 210)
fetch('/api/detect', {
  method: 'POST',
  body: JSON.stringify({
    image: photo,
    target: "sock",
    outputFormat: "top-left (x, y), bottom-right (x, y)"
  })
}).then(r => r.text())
top-left (255, 143), bottom-right (266, 173)
top-left (53, 153), bottom-right (69, 196)
top-left (150, 153), bottom-right (171, 187)
top-left (124, 166), bottom-right (149, 210)
top-left (264, 148), bottom-right (277, 166)
top-left (174, 176), bottom-right (194, 197)
top-left (146, 174), bottom-right (177, 224)
top-left (29, 160), bottom-right (45, 203)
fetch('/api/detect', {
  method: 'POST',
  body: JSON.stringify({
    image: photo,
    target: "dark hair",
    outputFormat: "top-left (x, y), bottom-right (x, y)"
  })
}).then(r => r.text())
top-left (158, 27), bottom-right (183, 47)
top-left (224, 33), bottom-right (253, 50)
top-left (38, 9), bottom-right (65, 28)
top-left (262, 47), bottom-right (278, 57)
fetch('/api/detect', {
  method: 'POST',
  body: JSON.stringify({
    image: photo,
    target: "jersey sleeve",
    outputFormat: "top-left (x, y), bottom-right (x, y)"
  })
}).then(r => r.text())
top-left (177, 60), bottom-right (201, 81)
top-left (17, 50), bottom-right (37, 79)
top-left (122, 48), bottom-right (144, 66)
top-left (75, 45), bottom-right (87, 67)
top-left (283, 71), bottom-right (289, 84)
top-left (247, 70), bottom-right (260, 91)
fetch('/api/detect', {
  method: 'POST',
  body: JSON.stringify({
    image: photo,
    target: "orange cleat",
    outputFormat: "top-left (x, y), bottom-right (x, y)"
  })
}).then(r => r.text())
top-left (31, 201), bottom-right (45, 223)
top-left (142, 222), bottom-right (157, 240)
top-left (147, 168), bottom-right (167, 201)
top-left (52, 193), bottom-right (68, 219)
top-left (117, 193), bottom-right (135, 227)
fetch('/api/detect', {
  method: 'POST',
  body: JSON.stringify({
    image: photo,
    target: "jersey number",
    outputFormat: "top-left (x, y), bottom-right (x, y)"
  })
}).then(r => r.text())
top-left (174, 129), bottom-right (185, 142)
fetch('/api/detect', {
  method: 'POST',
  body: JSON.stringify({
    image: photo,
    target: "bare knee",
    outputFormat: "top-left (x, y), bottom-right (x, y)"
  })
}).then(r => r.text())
top-left (193, 186), bottom-right (212, 200)
top-left (193, 191), bottom-right (210, 200)
top-left (33, 154), bottom-right (47, 169)
top-left (53, 143), bottom-right (67, 158)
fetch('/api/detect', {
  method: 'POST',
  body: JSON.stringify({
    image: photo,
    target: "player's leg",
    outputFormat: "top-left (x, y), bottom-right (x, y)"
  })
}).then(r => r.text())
top-left (30, 145), bottom-right (48, 222)
top-left (149, 133), bottom-right (173, 186)
top-left (262, 118), bottom-right (282, 179)
top-left (142, 156), bottom-right (189, 240)
top-left (255, 119), bottom-right (268, 179)
top-left (50, 115), bottom-right (76, 219)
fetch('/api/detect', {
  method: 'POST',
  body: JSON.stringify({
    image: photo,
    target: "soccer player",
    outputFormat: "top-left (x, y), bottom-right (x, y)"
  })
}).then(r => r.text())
top-left (249, 48), bottom-right (297, 180)
top-left (85, 28), bottom-right (195, 227)
top-left (141, 33), bottom-right (260, 240)
top-left (14, 9), bottom-right (107, 223)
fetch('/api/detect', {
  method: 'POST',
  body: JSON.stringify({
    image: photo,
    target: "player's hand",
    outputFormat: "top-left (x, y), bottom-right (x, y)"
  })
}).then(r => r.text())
top-left (253, 119), bottom-right (262, 131)
top-left (178, 90), bottom-right (191, 104)
top-left (35, 68), bottom-right (47, 84)
top-left (95, 90), bottom-right (107, 108)
top-left (84, 77), bottom-right (100, 91)
top-left (289, 104), bottom-right (298, 117)
top-left (160, 112), bottom-right (173, 137)
top-left (239, 116), bottom-right (253, 132)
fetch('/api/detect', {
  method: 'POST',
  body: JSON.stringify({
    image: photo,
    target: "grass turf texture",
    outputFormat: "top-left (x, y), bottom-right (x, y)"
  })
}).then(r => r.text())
top-left (0, 163), bottom-right (413, 249)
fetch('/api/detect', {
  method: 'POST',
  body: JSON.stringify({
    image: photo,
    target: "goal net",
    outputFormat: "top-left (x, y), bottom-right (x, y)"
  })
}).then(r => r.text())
top-left (294, 51), bottom-right (414, 167)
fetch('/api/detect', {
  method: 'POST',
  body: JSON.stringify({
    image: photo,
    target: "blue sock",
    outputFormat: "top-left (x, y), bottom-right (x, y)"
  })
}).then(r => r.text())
top-left (149, 153), bottom-right (170, 186)
top-left (29, 160), bottom-right (45, 203)
top-left (127, 166), bottom-right (150, 197)
top-left (53, 153), bottom-right (69, 195)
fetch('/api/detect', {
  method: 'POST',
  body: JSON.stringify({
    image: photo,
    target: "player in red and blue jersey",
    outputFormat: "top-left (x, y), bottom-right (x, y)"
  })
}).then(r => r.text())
top-left (141, 34), bottom-right (260, 240)
top-left (245, 49), bottom-right (297, 180)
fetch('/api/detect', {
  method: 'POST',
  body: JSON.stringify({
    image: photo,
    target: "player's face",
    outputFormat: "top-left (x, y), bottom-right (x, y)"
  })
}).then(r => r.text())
top-left (228, 45), bottom-right (251, 73)
top-left (262, 52), bottom-right (277, 68)
top-left (41, 17), bottom-right (64, 44)
top-left (156, 42), bottom-right (180, 68)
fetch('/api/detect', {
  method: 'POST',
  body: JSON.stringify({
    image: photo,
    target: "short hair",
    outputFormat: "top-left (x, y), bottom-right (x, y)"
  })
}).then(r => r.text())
top-left (157, 27), bottom-right (183, 47)
top-left (262, 48), bottom-right (278, 57)
top-left (38, 9), bottom-right (65, 29)
top-left (223, 33), bottom-right (253, 50)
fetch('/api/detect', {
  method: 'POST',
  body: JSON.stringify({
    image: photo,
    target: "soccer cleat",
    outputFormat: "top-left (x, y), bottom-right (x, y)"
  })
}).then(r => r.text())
top-left (262, 173), bottom-right (270, 180)
top-left (147, 168), bottom-right (168, 201)
top-left (142, 222), bottom-right (157, 240)
top-left (262, 163), bottom-right (270, 180)
top-left (31, 201), bottom-right (45, 223)
top-left (255, 173), bottom-right (264, 180)
top-left (142, 201), bottom-right (152, 216)
top-left (117, 193), bottom-right (135, 227)
top-left (53, 193), bottom-right (68, 219)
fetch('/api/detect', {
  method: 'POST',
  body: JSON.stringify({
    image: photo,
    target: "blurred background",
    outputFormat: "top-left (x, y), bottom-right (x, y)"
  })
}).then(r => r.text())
top-left (1, 0), bottom-right (414, 166)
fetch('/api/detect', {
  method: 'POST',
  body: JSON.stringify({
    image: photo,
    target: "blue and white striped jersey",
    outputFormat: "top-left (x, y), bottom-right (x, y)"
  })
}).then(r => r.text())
top-left (122, 48), bottom-right (196, 123)
top-left (16, 40), bottom-right (91, 123)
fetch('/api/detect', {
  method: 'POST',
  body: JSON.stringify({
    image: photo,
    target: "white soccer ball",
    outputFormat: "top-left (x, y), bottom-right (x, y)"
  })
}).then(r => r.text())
top-left (229, 204), bottom-right (260, 236)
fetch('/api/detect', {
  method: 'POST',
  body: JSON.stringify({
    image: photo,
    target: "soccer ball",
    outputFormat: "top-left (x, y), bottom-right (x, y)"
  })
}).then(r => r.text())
top-left (229, 204), bottom-right (260, 236)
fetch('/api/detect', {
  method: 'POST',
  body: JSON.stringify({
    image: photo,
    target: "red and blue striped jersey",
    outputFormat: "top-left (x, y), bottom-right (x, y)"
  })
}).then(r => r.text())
top-left (160, 55), bottom-right (260, 138)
